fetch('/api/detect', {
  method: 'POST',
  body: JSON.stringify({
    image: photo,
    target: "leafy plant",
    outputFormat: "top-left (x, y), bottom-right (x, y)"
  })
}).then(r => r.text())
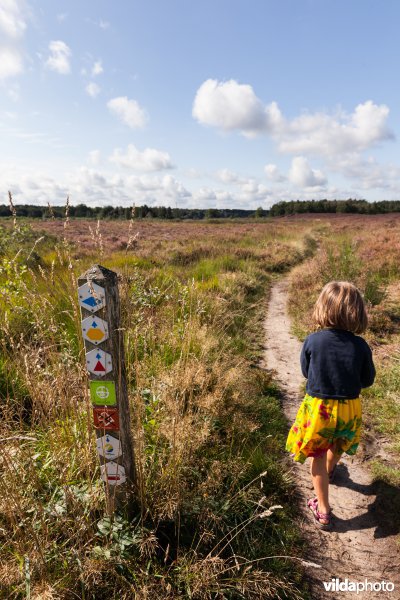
top-left (94, 515), bottom-right (140, 559)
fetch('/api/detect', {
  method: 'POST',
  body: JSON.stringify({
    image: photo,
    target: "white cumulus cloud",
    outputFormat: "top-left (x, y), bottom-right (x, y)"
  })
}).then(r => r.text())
top-left (86, 82), bottom-right (100, 98)
top-left (107, 96), bottom-right (148, 129)
top-left (110, 144), bottom-right (174, 171)
top-left (192, 79), bottom-right (393, 161)
top-left (279, 101), bottom-right (392, 156)
top-left (192, 79), bottom-right (282, 136)
top-left (2, 163), bottom-right (191, 207)
top-left (45, 40), bottom-right (71, 74)
top-left (238, 179), bottom-right (269, 202)
top-left (327, 153), bottom-right (400, 192)
top-left (289, 157), bottom-right (327, 188)
top-left (9, 159), bottom-right (400, 209)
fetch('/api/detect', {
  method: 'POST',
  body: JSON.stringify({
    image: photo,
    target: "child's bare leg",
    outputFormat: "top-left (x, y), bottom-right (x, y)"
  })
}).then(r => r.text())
top-left (310, 455), bottom-right (330, 523)
top-left (326, 441), bottom-right (343, 475)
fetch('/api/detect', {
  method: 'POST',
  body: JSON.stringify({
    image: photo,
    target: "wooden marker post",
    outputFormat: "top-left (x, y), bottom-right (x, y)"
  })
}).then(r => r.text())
top-left (78, 265), bottom-right (137, 514)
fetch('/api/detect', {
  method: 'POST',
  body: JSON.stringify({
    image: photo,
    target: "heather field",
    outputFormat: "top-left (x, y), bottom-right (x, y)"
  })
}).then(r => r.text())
top-left (0, 213), bottom-right (399, 599)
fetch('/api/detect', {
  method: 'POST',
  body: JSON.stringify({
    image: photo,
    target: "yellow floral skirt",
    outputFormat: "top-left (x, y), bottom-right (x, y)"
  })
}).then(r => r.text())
top-left (286, 393), bottom-right (362, 464)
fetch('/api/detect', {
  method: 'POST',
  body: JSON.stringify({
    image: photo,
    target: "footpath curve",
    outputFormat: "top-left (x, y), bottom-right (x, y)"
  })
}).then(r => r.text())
top-left (260, 277), bottom-right (400, 600)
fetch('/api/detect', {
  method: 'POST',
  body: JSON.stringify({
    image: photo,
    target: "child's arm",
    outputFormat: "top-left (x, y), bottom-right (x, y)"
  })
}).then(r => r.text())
top-left (360, 342), bottom-right (376, 388)
top-left (300, 338), bottom-right (310, 379)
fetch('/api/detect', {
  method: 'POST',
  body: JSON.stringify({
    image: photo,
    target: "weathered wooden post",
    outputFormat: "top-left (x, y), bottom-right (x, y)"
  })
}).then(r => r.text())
top-left (78, 264), bottom-right (137, 514)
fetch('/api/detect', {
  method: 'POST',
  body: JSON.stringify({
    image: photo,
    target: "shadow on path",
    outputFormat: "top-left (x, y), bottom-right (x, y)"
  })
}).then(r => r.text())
top-left (332, 463), bottom-right (400, 539)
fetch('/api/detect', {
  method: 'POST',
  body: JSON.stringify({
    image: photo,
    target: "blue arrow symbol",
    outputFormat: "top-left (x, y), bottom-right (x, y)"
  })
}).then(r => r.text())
top-left (91, 321), bottom-right (98, 328)
top-left (96, 353), bottom-right (101, 359)
top-left (83, 297), bottom-right (99, 308)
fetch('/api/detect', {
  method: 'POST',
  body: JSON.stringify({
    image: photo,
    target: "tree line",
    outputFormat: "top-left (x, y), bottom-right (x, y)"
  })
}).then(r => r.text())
top-left (0, 203), bottom-right (267, 220)
top-left (269, 199), bottom-right (400, 216)
top-left (1, 200), bottom-right (400, 220)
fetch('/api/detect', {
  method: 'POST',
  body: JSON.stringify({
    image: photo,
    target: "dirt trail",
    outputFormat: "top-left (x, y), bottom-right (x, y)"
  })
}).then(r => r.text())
top-left (260, 277), bottom-right (400, 599)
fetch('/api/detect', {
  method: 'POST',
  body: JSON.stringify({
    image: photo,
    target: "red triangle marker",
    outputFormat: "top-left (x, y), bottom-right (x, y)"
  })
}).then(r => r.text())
top-left (94, 360), bottom-right (106, 372)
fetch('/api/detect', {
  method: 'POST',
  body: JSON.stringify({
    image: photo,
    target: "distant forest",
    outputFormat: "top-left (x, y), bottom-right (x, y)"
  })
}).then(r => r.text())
top-left (0, 199), bottom-right (400, 219)
top-left (269, 199), bottom-right (400, 216)
top-left (0, 203), bottom-right (261, 219)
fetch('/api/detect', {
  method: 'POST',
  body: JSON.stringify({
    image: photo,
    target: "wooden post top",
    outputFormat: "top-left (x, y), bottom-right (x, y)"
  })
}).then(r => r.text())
top-left (78, 264), bottom-right (117, 283)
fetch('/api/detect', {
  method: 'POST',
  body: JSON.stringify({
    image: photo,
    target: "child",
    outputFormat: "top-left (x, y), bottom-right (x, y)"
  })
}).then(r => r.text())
top-left (286, 281), bottom-right (375, 530)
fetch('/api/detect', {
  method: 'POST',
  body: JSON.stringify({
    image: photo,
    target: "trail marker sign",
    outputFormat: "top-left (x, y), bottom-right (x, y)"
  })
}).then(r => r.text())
top-left (90, 381), bottom-right (116, 406)
top-left (96, 434), bottom-right (122, 460)
top-left (78, 282), bottom-right (106, 313)
top-left (101, 462), bottom-right (127, 486)
top-left (93, 407), bottom-right (120, 430)
top-left (86, 349), bottom-right (112, 376)
top-left (78, 264), bottom-right (137, 515)
top-left (81, 316), bottom-right (109, 345)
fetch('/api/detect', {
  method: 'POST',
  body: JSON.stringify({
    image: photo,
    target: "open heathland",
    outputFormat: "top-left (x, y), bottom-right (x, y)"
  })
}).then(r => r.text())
top-left (0, 215), bottom-right (314, 599)
top-left (0, 212), bottom-right (399, 598)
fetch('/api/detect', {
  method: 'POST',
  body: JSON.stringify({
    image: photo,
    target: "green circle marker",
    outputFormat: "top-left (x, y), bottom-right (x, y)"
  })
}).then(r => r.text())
top-left (90, 381), bottom-right (116, 406)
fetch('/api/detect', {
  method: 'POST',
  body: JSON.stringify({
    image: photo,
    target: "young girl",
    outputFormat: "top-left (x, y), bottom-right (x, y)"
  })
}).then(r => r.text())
top-left (286, 281), bottom-right (375, 530)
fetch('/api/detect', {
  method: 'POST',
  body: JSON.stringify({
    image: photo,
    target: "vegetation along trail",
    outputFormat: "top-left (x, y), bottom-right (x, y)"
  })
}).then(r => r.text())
top-left (261, 276), bottom-right (400, 599)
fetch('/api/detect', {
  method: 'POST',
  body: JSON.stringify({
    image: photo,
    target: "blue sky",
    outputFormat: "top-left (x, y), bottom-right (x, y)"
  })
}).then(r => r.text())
top-left (1, 0), bottom-right (400, 208)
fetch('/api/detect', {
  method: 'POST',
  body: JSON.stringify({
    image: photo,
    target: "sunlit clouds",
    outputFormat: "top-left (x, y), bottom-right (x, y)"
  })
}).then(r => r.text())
top-left (109, 144), bottom-right (174, 172)
top-left (2, 2), bottom-right (400, 207)
top-left (107, 96), bottom-right (148, 129)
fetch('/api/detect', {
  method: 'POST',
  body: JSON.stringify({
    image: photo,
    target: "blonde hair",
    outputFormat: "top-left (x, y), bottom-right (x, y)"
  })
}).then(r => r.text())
top-left (312, 281), bottom-right (368, 334)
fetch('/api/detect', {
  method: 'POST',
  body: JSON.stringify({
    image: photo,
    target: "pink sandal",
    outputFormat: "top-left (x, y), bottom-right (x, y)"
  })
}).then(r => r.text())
top-left (307, 498), bottom-right (333, 530)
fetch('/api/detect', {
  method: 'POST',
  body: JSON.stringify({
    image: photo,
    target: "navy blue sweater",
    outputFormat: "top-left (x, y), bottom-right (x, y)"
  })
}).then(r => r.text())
top-left (300, 328), bottom-right (375, 400)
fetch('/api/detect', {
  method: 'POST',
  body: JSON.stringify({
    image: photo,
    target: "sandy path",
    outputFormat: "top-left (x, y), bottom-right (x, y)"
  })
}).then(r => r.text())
top-left (260, 277), bottom-right (400, 599)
